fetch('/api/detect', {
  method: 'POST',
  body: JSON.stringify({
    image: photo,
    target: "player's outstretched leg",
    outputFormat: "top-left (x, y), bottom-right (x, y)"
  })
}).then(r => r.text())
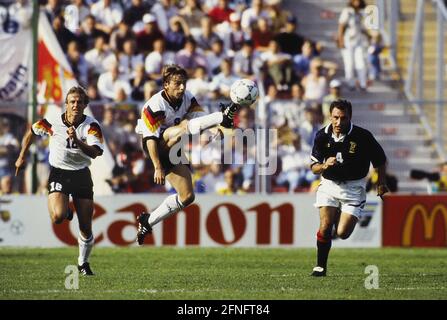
top-left (220, 102), bottom-right (240, 128)
top-left (136, 212), bottom-right (152, 245)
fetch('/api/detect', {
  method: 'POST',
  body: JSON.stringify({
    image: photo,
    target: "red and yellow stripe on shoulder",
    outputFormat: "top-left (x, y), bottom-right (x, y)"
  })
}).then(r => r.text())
top-left (142, 106), bottom-right (165, 133)
top-left (32, 119), bottom-right (53, 136)
top-left (88, 122), bottom-right (104, 143)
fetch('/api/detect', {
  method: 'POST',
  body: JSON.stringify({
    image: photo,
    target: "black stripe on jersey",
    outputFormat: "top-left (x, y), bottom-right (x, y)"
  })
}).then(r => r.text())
top-left (61, 113), bottom-right (86, 128)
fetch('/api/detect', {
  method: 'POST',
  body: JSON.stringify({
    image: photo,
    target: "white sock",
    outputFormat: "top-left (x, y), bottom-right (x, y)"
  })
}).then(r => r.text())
top-left (148, 194), bottom-right (185, 227)
top-left (78, 234), bottom-right (94, 266)
top-left (187, 112), bottom-right (223, 135)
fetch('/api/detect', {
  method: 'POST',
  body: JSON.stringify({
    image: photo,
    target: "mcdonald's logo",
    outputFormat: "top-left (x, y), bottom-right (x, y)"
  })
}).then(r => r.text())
top-left (402, 204), bottom-right (447, 246)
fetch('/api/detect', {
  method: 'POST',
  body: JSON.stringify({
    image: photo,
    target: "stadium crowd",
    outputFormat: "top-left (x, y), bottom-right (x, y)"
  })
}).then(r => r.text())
top-left (1, 0), bottom-right (386, 195)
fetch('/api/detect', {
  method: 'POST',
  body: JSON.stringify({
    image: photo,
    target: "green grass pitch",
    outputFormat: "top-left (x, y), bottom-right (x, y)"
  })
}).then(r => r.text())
top-left (1, 247), bottom-right (446, 300)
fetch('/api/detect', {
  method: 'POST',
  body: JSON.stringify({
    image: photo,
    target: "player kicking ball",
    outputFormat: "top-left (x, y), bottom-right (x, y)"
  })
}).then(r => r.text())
top-left (15, 86), bottom-right (104, 276)
top-left (135, 64), bottom-right (242, 245)
top-left (310, 99), bottom-right (389, 276)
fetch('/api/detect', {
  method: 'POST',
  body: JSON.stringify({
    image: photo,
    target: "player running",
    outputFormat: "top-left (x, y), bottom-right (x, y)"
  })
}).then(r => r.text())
top-left (15, 86), bottom-right (104, 276)
top-left (310, 99), bottom-right (389, 276)
top-left (135, 64), bottom-right (238, 245)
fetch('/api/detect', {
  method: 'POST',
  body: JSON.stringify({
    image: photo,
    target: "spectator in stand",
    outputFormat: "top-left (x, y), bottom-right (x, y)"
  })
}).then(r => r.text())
top-left (233, 39), bottom-right (259, 80)
top-left (85, 34), bottom-right (115, 78)
top-left (322, 79), bottom-right (343, 124)
top-left (165, 15), bottom-right (190, 52)
top-left (266, 0), bottom-right (289, 34)
top-left (107, 142), bottom-right (147, 193)
top-left (195, 16), bottom-right (221, 53)
top-left (44, 0), bottom-right (62, 23)
top-left (130, 64), bottom-right (149, 102)
top-left (276, 131), bottom-right (314, 192)
top-left (179, 0), bottom-right (205, 38)
top-left (78, 14), bottom-right (109, 53)
top-left (110, 21), bottom-right (135, 53)
top-left (118, 38), bottom-right (144, 78)
top-left (101, 106), bottom-right (124, 156)
top-left (209, 58), bottom-right (239, 99)
top-left (143, 80), bottom-right (159, 101)
top-left (260, 39), bottom-right (294, 91)
top-left (277, 82), bottom-right (307, 129)
top-left (52, 14), bottom-right (78, 52)
top-left (97, 61), bottom-right (132, 101)
top-left (368, 30), bottom-right (383, 81)
top-left (241, 0), bottom-right (270, 33)
top-left (0, 119), bottom-right (19, 195)
top-left (175, 36), bottom-right (208, 77)
top-left (293, 40), bottom-right (315, 79)
top-left (90, 0), bottom-right (123, 34)
top-left (64, 0), bottom-right (90, 35)
top-left (252, 17), bottom-right (275, 52)
top-left (208, 0), bottom-right (234, 25)
top-left (135, 13), bottom-right (164, 55)
top-left (216, 168), bottom-right (246, 195)
top-left (222, 12), bottom-right (246, 56)
top-left (186, 66), bottom-right (211, 102)
top-left (145, 38), bottom-right (176, 84)
top-left (299, 106), bottom-right (322, 151)
top-left (123, 0), bottom-right (149, 29)
top-left (302, 58), bottom-right (328, 102)
top-left (150, 0), bottom-right (179, 35)
top-left (66, 40), bottom-right (89, 87)
top-left (235, 106), bottom-right (255, 130)
top-left (201, 164), bottom-right (224, 193)
top-left (206, 38), bottom-right (228, 76)
top-left (274, 15), bottom-right (305, 56)
top-left (87, 83), bottom-right (101, 102)
top-left (338, 0), bottom-right (369, 91)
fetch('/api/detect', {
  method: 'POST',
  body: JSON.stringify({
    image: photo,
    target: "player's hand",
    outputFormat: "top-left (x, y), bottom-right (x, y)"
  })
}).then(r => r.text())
top-left (323, 157), bottom-right (337, 170)
top-left (15, 156), bottom-right (26, 176)
top-left (66, 126), bottom-right (78, 142)
top-left (154, 168), bottom-right (165, 185)
top-left (377, 184), bottom-right (389, 200)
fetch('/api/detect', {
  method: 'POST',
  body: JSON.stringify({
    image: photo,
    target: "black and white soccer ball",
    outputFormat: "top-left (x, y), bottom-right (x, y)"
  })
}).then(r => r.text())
top-left (230, 79), bottom-right (259, 106)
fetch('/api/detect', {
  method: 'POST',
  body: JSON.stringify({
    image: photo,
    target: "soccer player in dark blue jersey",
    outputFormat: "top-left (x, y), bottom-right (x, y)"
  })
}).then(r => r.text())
top-left (310, 99), bottom-right (389, 276)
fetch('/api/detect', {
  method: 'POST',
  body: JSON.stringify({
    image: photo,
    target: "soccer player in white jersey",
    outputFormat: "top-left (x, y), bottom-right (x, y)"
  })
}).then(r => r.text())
top-left (15, 86), bottom-right (104, 276)
top-left (135, 64), bottom-right (238, 244)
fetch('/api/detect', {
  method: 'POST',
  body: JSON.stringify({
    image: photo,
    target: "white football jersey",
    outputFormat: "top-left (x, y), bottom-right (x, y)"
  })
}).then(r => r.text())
top-left (32, 113), bottom-right (104, 170)
top-left (136, 90), bottom-right (205, 139)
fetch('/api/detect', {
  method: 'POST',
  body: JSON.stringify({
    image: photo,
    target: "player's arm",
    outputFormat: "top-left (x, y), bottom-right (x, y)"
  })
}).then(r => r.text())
top-left (368, 131), bottom-right (389, 197)
top-left (145, 138), bottom-right (165, 185)
top-left (68, 126), bottom-right (103, 159)
top-left (15, 128), bottom-right (35, 175)
top-left (311, 157), bottom-right (337, 175)
top-left (310, 131), bottom-right (337, 175)
top-left (137, 103), bottom-right (166, 185)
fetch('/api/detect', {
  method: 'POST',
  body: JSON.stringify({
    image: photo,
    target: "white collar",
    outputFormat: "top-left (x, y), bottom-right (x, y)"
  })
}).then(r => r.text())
top-left (325, 122), bottom-right (353, 142)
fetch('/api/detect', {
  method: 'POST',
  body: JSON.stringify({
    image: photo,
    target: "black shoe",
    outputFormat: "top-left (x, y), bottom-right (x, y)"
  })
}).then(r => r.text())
top-left (136, 212), bottom-right (152, 245)
top-left (311, 266), bottom-right (326, 277)
top-left (78, 262), bottom-right (94, 276)
top-left (66, 209), bottom-right (74, 221)
top-left (220, 102), bottom-right (239, 128)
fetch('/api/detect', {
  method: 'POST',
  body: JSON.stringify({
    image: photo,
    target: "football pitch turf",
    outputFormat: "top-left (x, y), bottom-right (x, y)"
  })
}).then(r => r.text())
top-left (1, 247), bottom-right (446, 300)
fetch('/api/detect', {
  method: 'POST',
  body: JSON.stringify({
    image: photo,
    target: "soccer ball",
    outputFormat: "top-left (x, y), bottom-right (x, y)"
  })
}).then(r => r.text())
top-left (230, 79), bottom-right (259, 106)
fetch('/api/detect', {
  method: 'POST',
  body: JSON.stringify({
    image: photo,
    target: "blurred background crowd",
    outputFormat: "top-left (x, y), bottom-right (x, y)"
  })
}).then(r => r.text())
top-left (1, 0), bottom-right (391, 195)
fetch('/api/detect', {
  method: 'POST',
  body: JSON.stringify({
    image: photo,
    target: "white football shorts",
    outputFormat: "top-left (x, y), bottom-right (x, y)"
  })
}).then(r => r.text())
top-left (314, 177), bottom-right (367, 219)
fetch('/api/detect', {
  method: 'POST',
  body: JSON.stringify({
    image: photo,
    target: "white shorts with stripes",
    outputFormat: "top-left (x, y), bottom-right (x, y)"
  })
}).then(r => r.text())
top-left (314, 177), bottom-right (367, 219)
